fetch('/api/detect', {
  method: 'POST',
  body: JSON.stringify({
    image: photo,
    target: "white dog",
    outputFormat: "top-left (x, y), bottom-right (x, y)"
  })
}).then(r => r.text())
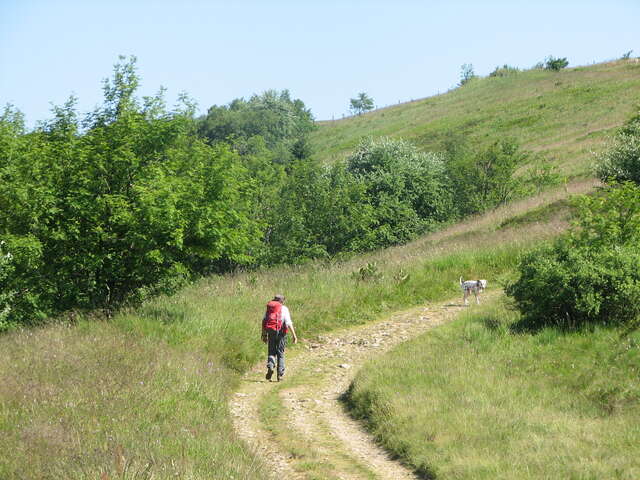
top-left (460, 277), bottom-right (487, 305)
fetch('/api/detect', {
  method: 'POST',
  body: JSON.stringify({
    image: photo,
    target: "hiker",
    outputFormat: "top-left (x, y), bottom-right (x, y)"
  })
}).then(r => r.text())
top-left (262, 294), bottom-right (298, 381)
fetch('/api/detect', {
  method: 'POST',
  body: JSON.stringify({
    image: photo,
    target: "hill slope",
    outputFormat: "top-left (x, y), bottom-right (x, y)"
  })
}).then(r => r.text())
top-left (2, 59), bottom-right (638, 479)
top-left (311, 59), bottom-right (640, 177)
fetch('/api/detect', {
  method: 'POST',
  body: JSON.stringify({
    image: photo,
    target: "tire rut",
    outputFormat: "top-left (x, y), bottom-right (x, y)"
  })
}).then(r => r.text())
top-left (230, 297), bottom-right (477, 479)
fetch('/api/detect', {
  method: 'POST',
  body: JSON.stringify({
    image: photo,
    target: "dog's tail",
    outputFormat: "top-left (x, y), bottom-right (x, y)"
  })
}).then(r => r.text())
top-left (459, 276), bottom-right (463, 286)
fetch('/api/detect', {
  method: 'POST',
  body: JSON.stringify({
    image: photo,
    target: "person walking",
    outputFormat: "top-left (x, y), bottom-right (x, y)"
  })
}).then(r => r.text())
top-left (262, 294), bottom-right (298, 381)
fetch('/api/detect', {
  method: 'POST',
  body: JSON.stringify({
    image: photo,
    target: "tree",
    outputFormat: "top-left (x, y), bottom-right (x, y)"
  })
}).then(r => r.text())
top-left (0, 56), bottom-right (263, 324)
top-left (595, 109), bottom-right (640, 184)
top-left (459, 63), bottom-right (475, 86)
top-left (198, 89), bottom-right (315, 163)
top-left (349, 92), bottom-right (374, 116)
top-left (544, 56), bottom-right (569, 71)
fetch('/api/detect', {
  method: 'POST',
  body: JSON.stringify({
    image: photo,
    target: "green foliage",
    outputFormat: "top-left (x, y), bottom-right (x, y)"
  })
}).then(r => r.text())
top-left (351, 262), bottom-right (383, 282)
top-left (595, 109), bottom-right (640, 183)
top-left (197, 89), bottom-right (315, 163)
top-left (0, 57), bottom-right (262, 325)
top-left (507, 182), bottom-right (640, 329)
top-left (0, 242), bottom-right (16, 332)
top-left (446, 137), bottom-right (530, 215)
top-left (489, 64), bottom-right (519, 77)
top-left (349, 92), bottom-right (374, 116)
top-left (621, 50), bottom-right (634, 60)
top-left (544, 55), bottom-right (569, 71)
top-left (346, 137), bottom-right (453, 246)
top-left (459, 63), bottom-right (475, 86)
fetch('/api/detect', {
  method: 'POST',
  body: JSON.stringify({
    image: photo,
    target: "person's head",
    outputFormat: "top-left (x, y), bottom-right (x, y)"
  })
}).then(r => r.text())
top-left (273, 293), bottom-right (285, 303)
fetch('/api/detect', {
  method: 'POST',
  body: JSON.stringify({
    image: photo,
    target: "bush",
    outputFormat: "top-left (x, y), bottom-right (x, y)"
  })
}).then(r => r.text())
top-left (544, 56), bottom-right (569, 71)
top-left (506, 243), bottom-right (640, 329)
top-left (507, 182), bottom-right (640, 329)
top-left (347, 137), bottom-right (454, 246)
top-left (489, 64), bottom-right (520, 77)
top-left (595, 110), bottom-right (640, 184)
top-left (445, 138), bottom-right (530, 216)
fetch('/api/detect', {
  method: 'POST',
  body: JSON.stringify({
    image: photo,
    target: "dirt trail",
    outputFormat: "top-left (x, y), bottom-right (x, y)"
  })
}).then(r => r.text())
top-left (230, 297), bottom-right (474, 480)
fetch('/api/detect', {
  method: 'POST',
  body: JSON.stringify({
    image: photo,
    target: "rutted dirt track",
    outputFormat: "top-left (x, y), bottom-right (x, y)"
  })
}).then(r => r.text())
top-left (230, 298), bottom-right (473, 480)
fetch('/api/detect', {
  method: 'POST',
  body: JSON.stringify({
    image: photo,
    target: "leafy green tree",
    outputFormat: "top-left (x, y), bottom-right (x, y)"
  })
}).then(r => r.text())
top-left (544, 56), bottom-right (569, 71)
top-left (0, 57), bottom-right (262, 324)
top-left (596, 109), bottom-right (640, 184)
top-left (198, 89), bottom-right (315, 163)
top-left (349, 92), bottom-right (374, 116)
top-left (459, 63), bottom-right (475, 86)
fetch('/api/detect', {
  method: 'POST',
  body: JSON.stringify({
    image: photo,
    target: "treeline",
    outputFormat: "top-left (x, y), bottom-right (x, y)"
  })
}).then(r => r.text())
top-left (0, 57), bottom-right (555, 329)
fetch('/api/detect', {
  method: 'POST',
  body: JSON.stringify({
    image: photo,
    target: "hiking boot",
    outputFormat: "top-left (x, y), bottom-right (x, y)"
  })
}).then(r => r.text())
top-left (266, 368), bottom-right (273, 381)
top-left (277, 372), bottom-right (284, 382)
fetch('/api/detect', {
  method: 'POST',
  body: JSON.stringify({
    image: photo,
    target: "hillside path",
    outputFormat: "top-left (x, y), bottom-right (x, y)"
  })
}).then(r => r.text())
top-left (230, 295), bottom-right (483, 479)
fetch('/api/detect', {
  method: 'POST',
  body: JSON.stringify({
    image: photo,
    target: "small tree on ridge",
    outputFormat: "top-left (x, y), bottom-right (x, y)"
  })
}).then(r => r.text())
top-left (349, 92), bottom-right (374, 116)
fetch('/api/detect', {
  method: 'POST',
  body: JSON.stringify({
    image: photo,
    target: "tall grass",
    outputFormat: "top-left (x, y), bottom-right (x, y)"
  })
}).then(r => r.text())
top-left (346, 297), bottom-right (640, 479)
top-left (0, 322), bottom-right (267, 479)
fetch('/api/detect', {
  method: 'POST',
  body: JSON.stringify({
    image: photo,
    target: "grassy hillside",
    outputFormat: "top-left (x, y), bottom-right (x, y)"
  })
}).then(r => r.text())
top-left (311, 59), bottom-right (640, 178)
top-left (1, 59), bottom-right (636, 479)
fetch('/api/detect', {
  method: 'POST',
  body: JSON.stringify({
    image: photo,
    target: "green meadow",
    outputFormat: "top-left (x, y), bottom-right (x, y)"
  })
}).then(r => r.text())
top-left (1, 59), bottom-right (639, 479)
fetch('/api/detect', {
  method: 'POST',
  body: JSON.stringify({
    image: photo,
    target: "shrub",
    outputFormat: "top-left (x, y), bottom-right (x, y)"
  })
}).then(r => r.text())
top-left (506, 243), bottom-right (640, 329)
top-left (446, 138), bottom-right (530, 216)
top-left (507, 182), bottom-right (640, 329)
top-left (347, 137), bottom-right (454, 246)
top-left (489, 64), bottom-right (520, 77)
top-left (544, 56), bottom-right (569, 71)
top-left (595, 110), bottom-right (640, 184)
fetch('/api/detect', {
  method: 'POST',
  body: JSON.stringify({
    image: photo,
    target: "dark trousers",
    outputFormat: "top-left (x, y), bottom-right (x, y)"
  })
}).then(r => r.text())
top-left (266, 329), bottom-right (287, 376)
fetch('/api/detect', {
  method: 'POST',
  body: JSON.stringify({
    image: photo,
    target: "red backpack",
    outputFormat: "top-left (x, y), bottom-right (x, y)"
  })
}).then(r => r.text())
top-left (263, 300), bottom-right (287, 333)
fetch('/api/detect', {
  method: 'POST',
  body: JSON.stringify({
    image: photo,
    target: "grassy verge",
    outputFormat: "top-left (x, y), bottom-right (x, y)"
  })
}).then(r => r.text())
top-left (345, 296), bottom-right (640, 479)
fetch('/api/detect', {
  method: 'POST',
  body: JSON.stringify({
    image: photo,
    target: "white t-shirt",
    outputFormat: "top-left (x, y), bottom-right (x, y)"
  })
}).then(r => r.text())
top-left (280, 305), bottom-right (293, 329)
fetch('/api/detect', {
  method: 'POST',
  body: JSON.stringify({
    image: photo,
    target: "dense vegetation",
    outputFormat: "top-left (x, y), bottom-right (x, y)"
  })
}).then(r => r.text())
top-left (0, 57), bottom-right (553, 329)
top-left (0, 59), bottom-right (261, 328)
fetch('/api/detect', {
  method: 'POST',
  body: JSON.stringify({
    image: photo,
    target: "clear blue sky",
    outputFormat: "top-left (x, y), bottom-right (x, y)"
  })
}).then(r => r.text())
top-left (1, 0), bottom-right (638, 126)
